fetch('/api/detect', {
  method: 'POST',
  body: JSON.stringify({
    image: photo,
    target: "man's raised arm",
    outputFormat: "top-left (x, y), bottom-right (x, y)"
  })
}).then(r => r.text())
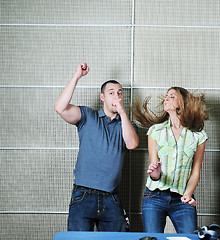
top-left (54, 63), bottom-right (89, 125)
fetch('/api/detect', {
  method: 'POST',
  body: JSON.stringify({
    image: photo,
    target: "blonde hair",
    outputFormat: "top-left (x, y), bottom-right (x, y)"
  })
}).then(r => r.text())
top-left (131, 87), bottom-right (209, 132)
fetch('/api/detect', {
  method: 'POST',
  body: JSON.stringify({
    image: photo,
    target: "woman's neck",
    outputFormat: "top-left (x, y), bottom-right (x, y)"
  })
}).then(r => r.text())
top-left (169, 114), bottom-right (182, 129)
top-left (169, 114), bottom-right (183, 142)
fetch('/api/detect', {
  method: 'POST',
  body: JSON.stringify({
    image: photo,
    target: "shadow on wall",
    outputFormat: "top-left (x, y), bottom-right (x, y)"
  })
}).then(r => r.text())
top-left (206, 95), bottom-right (220, 220)
top-left (195, 93), bottom-right (220, 226)
top-left (120, 127), bottom-right (149, 232)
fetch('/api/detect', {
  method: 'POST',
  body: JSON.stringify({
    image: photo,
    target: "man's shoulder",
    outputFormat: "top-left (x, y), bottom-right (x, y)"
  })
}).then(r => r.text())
top-left (79, 106), bottom-right (93, 111)
top-left (76, 106), bottom-right (97, 127)
top-left (79, 106), bottom-right (97, 116)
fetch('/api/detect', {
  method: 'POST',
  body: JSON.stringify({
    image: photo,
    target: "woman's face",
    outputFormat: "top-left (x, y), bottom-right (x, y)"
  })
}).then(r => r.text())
top-left (163, 89), bottom-right (180, 113)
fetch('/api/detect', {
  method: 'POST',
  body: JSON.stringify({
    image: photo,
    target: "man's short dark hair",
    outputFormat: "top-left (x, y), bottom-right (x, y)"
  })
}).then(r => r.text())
top-left (101, 80), bottom-right (122, 93)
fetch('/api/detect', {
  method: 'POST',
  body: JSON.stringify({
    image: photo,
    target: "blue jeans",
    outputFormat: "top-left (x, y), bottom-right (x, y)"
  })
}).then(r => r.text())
top-left (67, 185), bottom-right (126, 231)
top-left (142, 187), bottom-right (197, 234)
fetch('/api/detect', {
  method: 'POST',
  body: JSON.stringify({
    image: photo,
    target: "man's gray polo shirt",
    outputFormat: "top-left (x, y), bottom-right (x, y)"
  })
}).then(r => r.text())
top-left (74, 106), bottom-right (137, 193)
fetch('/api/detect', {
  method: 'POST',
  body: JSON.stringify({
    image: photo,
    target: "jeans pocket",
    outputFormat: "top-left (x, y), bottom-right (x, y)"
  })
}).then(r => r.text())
top-left (110, 193), bottom-right (121, 207)
top-left (69, 190), bottom-right (86, 206)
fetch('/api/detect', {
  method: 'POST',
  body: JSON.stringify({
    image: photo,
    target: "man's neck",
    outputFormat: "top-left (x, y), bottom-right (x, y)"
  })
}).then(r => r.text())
top-left (102, 108), bottom-right (118, 121)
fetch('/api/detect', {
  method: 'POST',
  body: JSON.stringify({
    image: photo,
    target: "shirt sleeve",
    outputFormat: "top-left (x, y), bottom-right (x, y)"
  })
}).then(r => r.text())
top-left (75, 106), bottom-right (87, 129)
top-left (198, 130), bottom-right (208, 145)
top-left (147, 125), bottom-right (157, 141)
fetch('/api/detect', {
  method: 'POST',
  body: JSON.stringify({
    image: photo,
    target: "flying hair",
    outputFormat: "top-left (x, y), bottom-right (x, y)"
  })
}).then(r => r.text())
top-left (131, 87), bottom-right (209, 132)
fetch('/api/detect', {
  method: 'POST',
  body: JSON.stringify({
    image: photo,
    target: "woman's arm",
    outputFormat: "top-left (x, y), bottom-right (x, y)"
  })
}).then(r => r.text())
top-left (181, 141), bottom-right (206, 206)
top-left (147, 135), bottom-right (161, 180)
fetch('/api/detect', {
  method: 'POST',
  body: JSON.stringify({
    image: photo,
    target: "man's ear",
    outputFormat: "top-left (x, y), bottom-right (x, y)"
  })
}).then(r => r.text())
top-left (100, 93), bottom-right (104, 102)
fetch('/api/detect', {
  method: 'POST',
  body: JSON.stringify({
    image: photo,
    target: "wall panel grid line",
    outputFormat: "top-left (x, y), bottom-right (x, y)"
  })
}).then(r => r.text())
top-left (1, 86), bottom-right (220, 90)
top-left (1, 148), bottom-right (220, 152)
top-left (1, 24), bottom-right (220, 29)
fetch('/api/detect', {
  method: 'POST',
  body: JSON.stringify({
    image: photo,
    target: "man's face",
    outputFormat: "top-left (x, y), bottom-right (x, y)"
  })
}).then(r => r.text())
top-left (100, 83), bottom-right (123, 115)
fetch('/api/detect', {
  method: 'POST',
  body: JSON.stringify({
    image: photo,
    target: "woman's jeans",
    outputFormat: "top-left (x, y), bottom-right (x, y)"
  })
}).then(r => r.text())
top-left (142, 187), bottom-right (197, 234)
top-left (68, 185), bottom-right (126, 231)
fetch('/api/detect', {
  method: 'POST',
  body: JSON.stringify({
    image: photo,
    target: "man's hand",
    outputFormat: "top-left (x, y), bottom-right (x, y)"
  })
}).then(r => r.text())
top-left (75, 63), bottom-right (90, 79)
top-left (112, 98), bottom-right (126, 115)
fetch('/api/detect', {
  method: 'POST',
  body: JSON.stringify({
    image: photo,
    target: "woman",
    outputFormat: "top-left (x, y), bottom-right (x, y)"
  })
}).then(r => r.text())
top-left (131, 87), bottom-right (209, 234)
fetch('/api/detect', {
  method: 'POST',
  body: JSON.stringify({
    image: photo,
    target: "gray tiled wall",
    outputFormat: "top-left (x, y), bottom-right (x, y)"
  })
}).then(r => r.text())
top-left (1, 1), bottom-right (220, 239)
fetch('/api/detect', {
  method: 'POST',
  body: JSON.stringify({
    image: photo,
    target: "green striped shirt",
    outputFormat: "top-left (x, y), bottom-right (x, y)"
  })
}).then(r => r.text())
top-left (146, 119), bottom-right (208, 195)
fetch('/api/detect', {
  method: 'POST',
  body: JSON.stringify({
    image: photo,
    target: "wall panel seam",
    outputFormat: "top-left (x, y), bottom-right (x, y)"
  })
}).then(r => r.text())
top-left (0, 148), bottom-right (219, 152)
top-left (1, 86), bottom-right (220, 91)
top-left (1, 23), bottom-right (220, 29)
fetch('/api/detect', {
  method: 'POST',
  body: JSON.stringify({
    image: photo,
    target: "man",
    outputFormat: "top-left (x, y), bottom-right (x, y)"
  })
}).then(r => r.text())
top-left (54, 63), bottom-right (139, 231)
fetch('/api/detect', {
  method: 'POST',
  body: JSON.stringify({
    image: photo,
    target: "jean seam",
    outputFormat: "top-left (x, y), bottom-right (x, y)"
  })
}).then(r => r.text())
top-left (110, 193), bottom-right (121, 206)
top-left (69, 191), bottom-right (87, 206)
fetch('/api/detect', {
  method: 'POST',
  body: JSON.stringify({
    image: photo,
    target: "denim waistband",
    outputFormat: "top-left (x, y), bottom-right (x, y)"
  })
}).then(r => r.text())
top-left (163, 188), bottom-right (180, 195)
top-left (73, 184), bottom-right (118, 195)
top-left (154, 188), bottom-right (182, 197)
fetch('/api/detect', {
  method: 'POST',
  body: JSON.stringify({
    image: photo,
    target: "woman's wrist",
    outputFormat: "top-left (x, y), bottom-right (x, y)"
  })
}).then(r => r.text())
top-left (150, 172), bottom-right (162, 181)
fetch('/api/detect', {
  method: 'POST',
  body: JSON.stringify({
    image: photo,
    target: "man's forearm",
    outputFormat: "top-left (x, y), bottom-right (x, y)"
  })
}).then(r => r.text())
top-left (120, 112), bottom-right (139, 149)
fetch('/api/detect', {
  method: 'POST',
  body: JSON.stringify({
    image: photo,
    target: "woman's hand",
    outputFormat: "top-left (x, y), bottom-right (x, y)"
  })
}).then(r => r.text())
top-left (181, 195), bottom-right (197, 206)
top-left (147, 162), bottom-right (161, 180)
